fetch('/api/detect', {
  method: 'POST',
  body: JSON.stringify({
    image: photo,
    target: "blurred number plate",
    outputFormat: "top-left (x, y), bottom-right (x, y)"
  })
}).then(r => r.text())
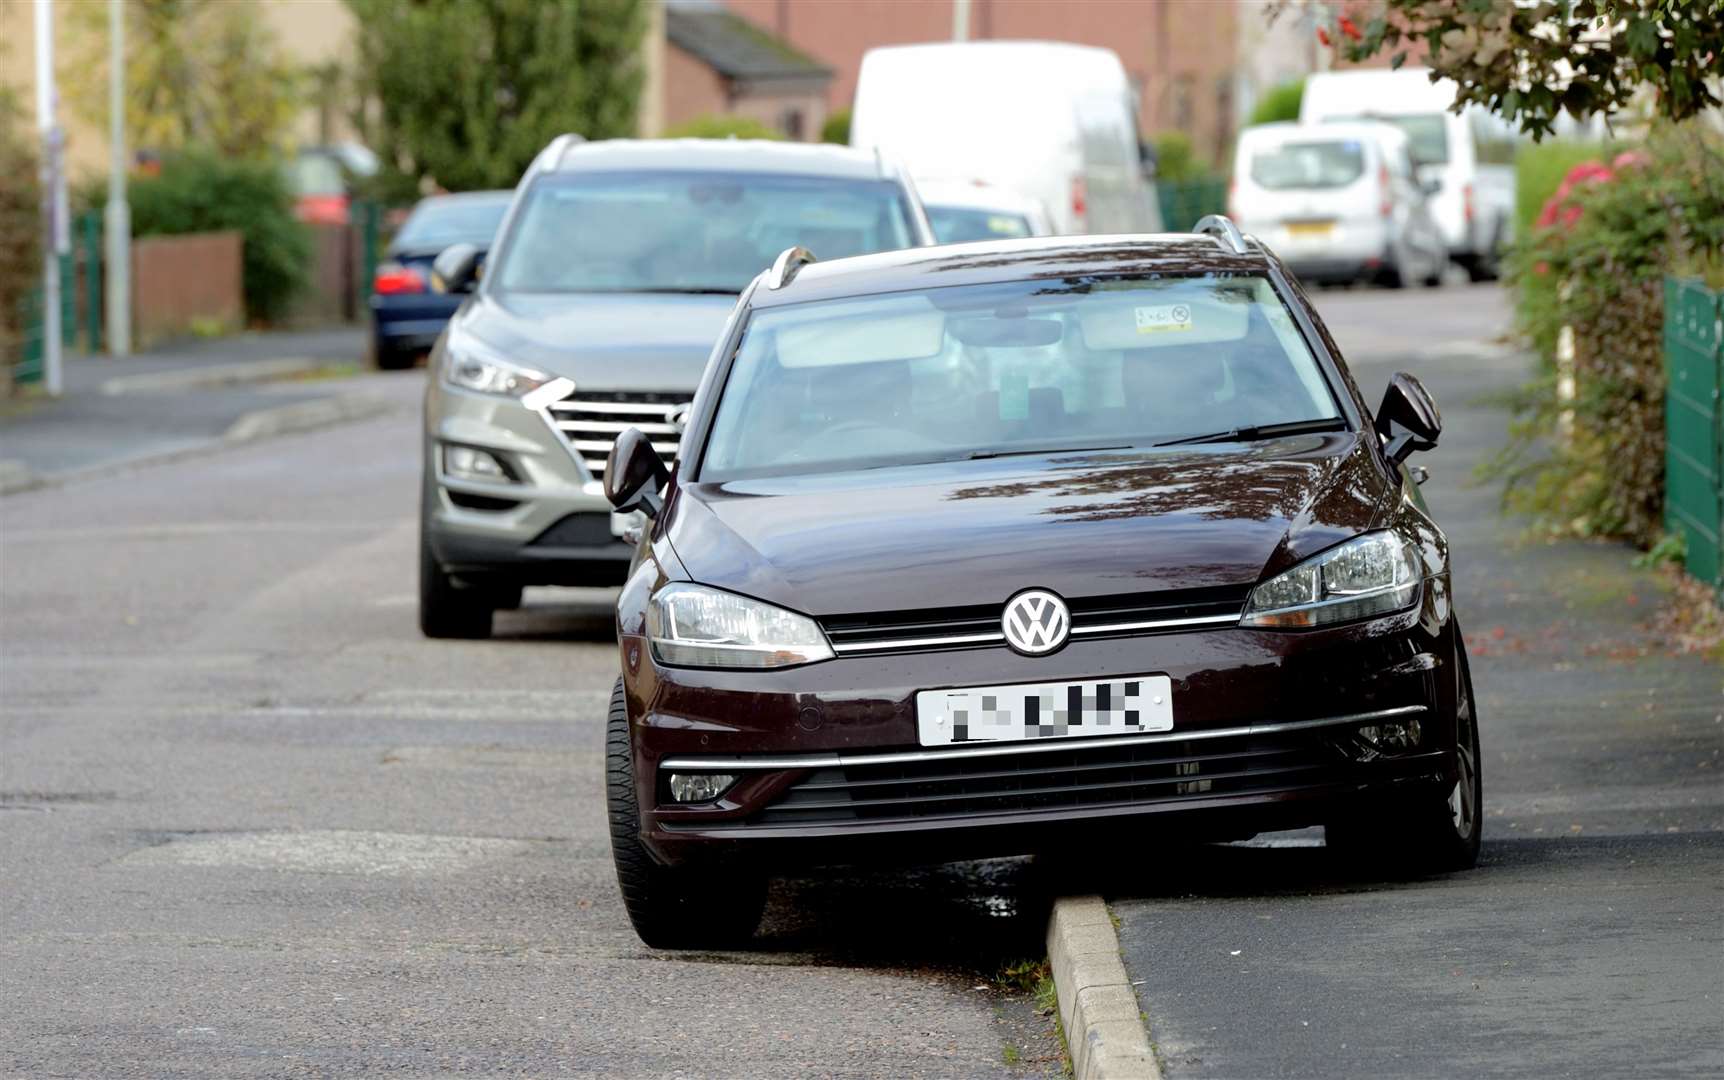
top-left (1286, 220), bottom-right (1335, 238)
top-left (610, 510), bottom-right (644, 539)
top-left (916, 675), bottom-right (1173, 747)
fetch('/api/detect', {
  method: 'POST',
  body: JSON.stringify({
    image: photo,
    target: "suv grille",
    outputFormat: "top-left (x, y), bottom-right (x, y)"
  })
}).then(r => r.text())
top-left (543, 390), bottom-right (694, 478)
top-left (821, 584), bottom-right (1250, 655)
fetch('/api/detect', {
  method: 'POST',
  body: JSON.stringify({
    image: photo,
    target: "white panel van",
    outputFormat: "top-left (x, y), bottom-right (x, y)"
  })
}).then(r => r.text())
top-left (1301, 68), bottom-right (1516, 279)
top-left (850, 42), bottom-right (1162, 236)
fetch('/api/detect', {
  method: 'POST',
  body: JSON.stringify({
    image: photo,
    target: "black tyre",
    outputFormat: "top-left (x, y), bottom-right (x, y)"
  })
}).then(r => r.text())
top-left (606, 678), bottom-right (766, 948)
top-left (1328, 640), bottom-right (1482, 874)
top-left (418, 526), bottom-right (494, 639)
top-left (373, 337), bottom-right (418, 371)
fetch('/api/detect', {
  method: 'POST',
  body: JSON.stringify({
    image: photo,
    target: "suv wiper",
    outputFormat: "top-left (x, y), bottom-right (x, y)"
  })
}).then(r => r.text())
top-left (1155, 418), bottom-right (1347, 447)
top-left (640, 287), bottom-right (738, 295)
top-left (967, 444), bottom-right (1129, 460)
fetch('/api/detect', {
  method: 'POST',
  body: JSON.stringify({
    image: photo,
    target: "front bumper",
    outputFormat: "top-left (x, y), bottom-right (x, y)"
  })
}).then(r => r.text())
top-left (621, 587), bottom-right (1460, 867)
top-left (422, 373), bottom-right (628, 587)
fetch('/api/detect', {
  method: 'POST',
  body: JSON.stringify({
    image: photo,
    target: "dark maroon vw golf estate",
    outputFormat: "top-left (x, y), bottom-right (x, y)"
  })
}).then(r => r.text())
top-left (602, 218), bottom-right (1480, 948)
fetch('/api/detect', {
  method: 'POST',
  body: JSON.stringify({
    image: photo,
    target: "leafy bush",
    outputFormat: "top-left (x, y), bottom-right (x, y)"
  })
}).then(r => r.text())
top-left (1513, 140), bottom-right (1612, 237)
top-left (129, 149), bottom-right (311, 324)
top-left (1151, 131), bottom-right (1207, 182)
top-left (0, 92), bottom-right (40, 385)
top-left (661, 114), bottom-right (783, 141)
top-left (1248, 80), bottom-right (1303, 126)
top-left (821, 107), bottom-right (851, 145)
top-left (1486, 125), bottom-right (1724, 547)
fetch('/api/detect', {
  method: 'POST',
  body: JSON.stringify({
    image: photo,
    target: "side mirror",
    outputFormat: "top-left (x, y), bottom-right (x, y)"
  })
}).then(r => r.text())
top-left (604, 427), bottom-right (671, 518)
top-left (1137, 140), bottom-right (1158, 180)
top-left (1376, 372), bottom-right (1441, 464)
top-left (431, 242), bottom-right (481, 294)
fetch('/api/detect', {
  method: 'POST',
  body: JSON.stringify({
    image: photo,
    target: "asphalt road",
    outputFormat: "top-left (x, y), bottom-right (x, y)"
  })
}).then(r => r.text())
top-left (3, 283), bottom-right (1717, 1078)
top-left (1107, 284), bottom-right (1724, 1079)
top-left (0, 363), bottom-right (1060, 1076)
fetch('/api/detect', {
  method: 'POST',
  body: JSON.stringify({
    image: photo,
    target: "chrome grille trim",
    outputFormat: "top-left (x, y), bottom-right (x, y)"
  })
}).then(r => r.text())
top-left (1071, 613), bottom-right (1241, 635)
top-left (830, 631), bottom-right (1005, 653)
top-left (537, 389), bottom-right (693, 478)
top-left (658, 705), bottom-right (1428, 771)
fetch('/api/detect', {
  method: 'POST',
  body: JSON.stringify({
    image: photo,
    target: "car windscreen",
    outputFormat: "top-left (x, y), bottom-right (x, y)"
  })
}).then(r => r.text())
top-left (393, 196), bottom-right (511, 252)
top-left (927, 206), bottom-right (1034, 243)
top-left (699, 276), bottom-right (1342, 482)
top-left (1325, 113), bottom-right (1450, 165)
top-left (491, 171), bottom-right (918, 294)
top-left (1249, 140), bottom-right (1367, 190)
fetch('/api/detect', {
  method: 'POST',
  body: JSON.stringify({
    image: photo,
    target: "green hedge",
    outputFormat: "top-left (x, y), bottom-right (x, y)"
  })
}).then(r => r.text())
top-left (129, 150), bottom-right (310, 324)
top-left (661, 115), bottom-right (783, 141)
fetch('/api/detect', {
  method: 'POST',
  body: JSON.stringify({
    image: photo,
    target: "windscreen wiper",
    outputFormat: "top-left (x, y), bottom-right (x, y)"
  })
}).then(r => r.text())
top-left (1154, 417), bottom-right (1347, 447)
top-left (642, 287), bottom-right (739, 295)
top-left (967, 444), bottom-right (1130, 460)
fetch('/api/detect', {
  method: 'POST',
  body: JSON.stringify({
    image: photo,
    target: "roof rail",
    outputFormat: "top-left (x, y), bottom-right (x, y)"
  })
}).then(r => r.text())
top-left (552, 132), bottom-right (588, 169)
top-left (1194, 214), bottom-right (1249, 255)
top-left (767, 246), bottom-right (817, 290)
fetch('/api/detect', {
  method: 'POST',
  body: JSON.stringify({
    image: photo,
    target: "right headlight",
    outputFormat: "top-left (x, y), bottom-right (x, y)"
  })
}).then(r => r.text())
top-left (443, 336), bottom-right (553, 398)
top-left (1241, 531), bottom-right (1421, 630)
top-left (647, 583), bottom-right (834, 669)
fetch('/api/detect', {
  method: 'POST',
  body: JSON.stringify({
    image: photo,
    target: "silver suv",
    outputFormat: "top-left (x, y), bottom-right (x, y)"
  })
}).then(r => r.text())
top-left (419, 136), bottom-right (935, 638)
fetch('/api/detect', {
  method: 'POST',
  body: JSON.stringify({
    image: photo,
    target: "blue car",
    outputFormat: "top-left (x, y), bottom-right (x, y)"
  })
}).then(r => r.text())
top-left (369, 191), bottom-right (512, 369)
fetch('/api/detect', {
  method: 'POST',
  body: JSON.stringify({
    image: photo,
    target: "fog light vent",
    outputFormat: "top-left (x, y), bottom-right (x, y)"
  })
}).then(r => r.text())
top-left (668, 773), bottom-right (736, 803)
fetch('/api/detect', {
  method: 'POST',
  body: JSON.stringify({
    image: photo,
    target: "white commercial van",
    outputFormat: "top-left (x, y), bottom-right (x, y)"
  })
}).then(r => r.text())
top-left (1231, 121), bottom-right (1447, 287)
top-left (1301, 68), bottom-right (1516, 279)
top-left (850, 41), bottom-right (1161, 236)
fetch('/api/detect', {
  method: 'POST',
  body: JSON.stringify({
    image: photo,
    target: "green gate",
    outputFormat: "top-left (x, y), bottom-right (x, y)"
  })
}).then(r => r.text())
top-left (1157, 178), bottom-right (1228, 232)
top-left (1663, 276), bottom-right (1724, 593)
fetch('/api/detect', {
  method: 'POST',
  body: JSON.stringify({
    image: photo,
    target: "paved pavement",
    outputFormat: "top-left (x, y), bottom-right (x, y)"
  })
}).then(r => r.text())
top-left (0, 328), bottom-right (391, 481)
top-left (3, 283), bottom-right (1717, 1078)
top-left (1106, 284), bottom-right (1724, 1079)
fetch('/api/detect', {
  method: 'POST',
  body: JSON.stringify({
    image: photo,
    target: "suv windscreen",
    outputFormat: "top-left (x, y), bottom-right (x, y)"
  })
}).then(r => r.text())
top-left (700, 276), bottom-right (1342, 481)
top-left (491, 171), bottom-right (917, 293)
top-left (394, 196), bottom-right (511, 252)
top-left (1250, 140), bottom-right (1366, 190)
top-left (927, 206), bottom-right (1034, 243)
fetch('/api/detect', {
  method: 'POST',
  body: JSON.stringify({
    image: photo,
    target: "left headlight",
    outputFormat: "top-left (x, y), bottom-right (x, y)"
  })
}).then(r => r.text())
top-left (1241, 531), bottom-right (1421, 630)
top-left (444, 336), bottom-right (553, 398)
top-left (647, 583), bottom-right (833, 669)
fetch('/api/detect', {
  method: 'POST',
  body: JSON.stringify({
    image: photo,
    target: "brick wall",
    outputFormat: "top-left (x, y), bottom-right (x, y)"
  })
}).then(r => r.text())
top-left (131, 231), bottom-right (244, 348)
top-left (725, 0), bottom-right (1241, 163)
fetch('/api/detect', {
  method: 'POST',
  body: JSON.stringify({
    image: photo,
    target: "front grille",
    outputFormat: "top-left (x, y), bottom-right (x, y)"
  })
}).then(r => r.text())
top-left (822, 584), bottom-right (1251, 655)
top-left (752, 729), bottom-right (1348, 826)
top-left (543, 390), bottom-right (694, 478)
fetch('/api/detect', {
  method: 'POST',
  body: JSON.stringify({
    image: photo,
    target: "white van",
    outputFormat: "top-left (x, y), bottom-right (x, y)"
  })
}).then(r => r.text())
top-left (850, 42), bottom-right (1161, 236)
top-left (1231, 121), bottom-right (1447, 287)
top-left (1300, 68), bottom-right (1516, 279)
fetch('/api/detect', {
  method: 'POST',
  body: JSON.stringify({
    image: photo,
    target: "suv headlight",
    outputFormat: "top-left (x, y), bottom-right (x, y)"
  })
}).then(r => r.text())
top-left (647, 583), bottom-right (833, 669)
top-left (1241, 532), bottom-right (1420, 629)
top-left (444, 337), bottom-right (552, 398)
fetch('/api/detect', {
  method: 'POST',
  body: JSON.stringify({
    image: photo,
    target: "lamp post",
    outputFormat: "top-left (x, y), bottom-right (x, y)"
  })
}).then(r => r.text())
top-left (34, 0), bottom-right (66, 396)
top-left (105, 0), bottom-right (130, 356)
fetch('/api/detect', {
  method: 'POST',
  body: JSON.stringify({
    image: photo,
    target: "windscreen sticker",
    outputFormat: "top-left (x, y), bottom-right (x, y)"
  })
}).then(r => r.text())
top-left (1135, 304), bottom-right (1193, 334)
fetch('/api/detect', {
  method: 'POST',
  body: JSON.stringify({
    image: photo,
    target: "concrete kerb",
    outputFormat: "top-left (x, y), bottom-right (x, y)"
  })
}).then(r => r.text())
top-left (0, 392), bottom-right (401, 499)
top-left (1048, 895), bottom-right (1161, 1080)
top-left (222, 394), bottom-right (394, 443)
top-left (99, 357), bottom-right (338, 396)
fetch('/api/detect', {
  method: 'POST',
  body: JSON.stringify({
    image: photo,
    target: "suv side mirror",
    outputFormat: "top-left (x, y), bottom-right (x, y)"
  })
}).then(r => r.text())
top-left (431, 242), bottom-right (481, 294)
top-left (1376, 372), bottom-right (1441, 463)
top-left (605, 427), bottom-right (671, 518)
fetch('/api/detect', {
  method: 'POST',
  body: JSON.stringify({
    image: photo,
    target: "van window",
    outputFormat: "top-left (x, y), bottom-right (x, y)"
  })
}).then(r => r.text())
top-left (1326, 114), bottom-right (1449, 165)
top-left (1249, 141), bottom-right (1366, 190)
